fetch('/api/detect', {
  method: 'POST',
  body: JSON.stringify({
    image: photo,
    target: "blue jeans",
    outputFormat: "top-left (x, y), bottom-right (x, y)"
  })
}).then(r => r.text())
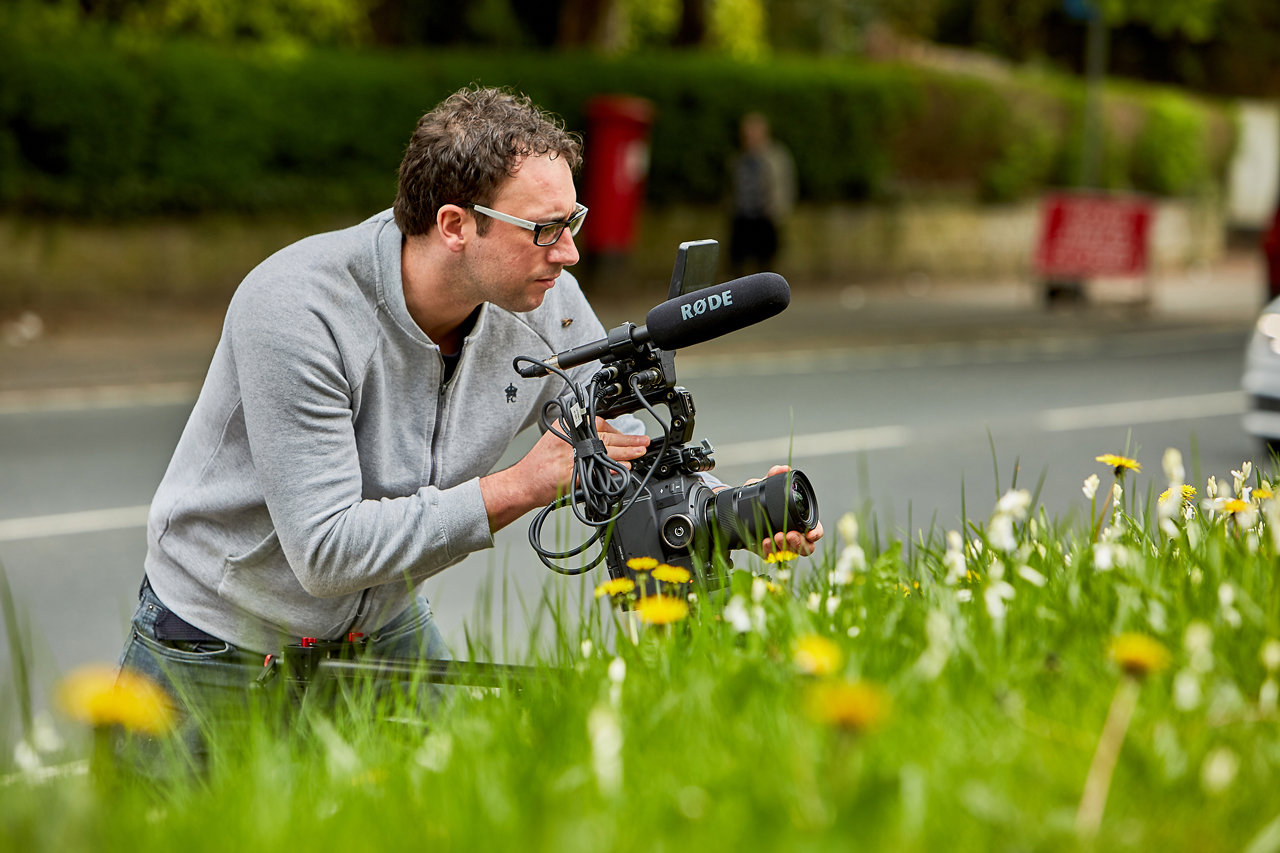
top-left (117, 582), bottom-right (451, 774)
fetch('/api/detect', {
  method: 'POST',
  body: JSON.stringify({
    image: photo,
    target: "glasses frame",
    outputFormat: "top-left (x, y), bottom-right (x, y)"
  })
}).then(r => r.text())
top-left (468, 202), bottom-right (588, 247)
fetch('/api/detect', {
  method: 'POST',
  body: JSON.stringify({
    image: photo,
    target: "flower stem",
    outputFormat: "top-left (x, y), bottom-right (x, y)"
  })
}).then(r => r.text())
top-left (1076, 676), bottom-right (1141, 840)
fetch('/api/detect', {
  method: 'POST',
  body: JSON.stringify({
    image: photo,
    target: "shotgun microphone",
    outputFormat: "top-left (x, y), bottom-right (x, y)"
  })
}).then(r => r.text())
top-left (516, 272), bottom-right (790, 378)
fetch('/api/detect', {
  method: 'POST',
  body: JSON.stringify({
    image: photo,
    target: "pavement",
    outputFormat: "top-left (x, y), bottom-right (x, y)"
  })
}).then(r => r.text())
top-left (0, 251), bottom-right (1268, 406)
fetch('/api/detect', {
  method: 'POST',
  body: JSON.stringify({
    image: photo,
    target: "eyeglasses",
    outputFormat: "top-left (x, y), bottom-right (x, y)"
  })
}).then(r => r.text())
top-left (468, 202), bottom-right (588, 247)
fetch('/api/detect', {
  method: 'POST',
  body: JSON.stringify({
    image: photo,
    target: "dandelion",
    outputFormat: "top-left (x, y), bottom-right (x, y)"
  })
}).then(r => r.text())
top-left (765, 550), bottom-right (799, 564)
top-left (804, 680), bottom-right (891, 733)
top-left (1083, 474), bottom-right (1100, 500)
top-left (1222, 498), bottom-right (1250, 514)
top-left (1078, 633), bottom-right (1165, 839)
top-left (57, 665), bottom-right (174, 735)
top-left (1159, 484), bottom-right (1197, 504)
top-left (1110, 633), bottom-right (1170, 679)
top-left (1256, 484), bottom-right (1275, 499)
top-left (651, 565), bottom-right (691, 584)
top-left (793, 635), bottom-right (843, 676)
top-left (1096, 454), bottom-right (1140, 475)
top-left (595, 577), bottom-right (636, 598)
top-left (626, 556), bottom-right (658, 571)
top-left (636, 595), bottom-right (688, 625)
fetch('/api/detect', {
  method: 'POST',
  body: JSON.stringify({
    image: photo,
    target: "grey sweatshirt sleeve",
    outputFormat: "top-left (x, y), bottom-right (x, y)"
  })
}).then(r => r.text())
top-left (229, 298), bottom-right (491, 600)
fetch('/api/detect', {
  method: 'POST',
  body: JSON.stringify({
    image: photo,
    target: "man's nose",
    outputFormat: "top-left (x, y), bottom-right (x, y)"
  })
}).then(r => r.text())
top-left (549, 228), bottom-right (580, 267)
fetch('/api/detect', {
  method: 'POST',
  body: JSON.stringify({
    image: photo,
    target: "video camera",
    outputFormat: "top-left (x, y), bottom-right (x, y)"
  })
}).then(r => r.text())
top-left (513, 240), bottom-right (820, 596)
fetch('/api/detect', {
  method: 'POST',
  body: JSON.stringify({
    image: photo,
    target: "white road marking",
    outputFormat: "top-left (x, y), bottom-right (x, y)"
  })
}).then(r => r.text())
top-left (0, 505), bottom-right (150, 543)
top-left (1037, 391), bottom-right (1246, 432)
top-left (0, 382), bottom-right (200, 415)
top-left (0, 393), bottom-right (1245, 541)
top-left (712, 426), bottom-right (914, 466)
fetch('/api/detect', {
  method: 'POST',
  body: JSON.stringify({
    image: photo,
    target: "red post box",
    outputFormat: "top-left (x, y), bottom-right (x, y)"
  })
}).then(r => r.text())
top-left (581, 96), bottom-right (655, 256)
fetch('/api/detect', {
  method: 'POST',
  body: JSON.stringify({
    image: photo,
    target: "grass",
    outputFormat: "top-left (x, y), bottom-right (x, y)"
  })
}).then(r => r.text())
top-left (4, 450), bottom-right (1280, 852)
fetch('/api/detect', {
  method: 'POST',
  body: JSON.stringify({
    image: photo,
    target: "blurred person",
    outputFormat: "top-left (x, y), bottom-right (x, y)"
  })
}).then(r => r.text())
top-left (118, 87), bottom-right (822, 747)
top-left (729, 113), bottom-right (796, 276)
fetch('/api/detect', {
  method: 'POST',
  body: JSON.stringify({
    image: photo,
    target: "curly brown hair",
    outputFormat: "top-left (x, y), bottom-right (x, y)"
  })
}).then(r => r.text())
top-left (393, 87), bottom-right (582, 237)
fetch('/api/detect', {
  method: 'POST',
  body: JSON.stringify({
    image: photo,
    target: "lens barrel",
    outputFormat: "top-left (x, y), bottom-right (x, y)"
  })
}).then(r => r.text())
top-left (708, 470), bottom-right (819, 551)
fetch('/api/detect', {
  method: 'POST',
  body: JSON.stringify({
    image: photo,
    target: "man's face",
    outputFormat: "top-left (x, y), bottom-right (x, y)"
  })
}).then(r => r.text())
top-left (463, 153), bottom-right (581, 314)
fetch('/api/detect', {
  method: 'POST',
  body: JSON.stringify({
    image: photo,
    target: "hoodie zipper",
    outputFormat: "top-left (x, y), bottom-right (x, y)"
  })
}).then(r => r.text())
top-left (346, 341), bottom-right (460, 638)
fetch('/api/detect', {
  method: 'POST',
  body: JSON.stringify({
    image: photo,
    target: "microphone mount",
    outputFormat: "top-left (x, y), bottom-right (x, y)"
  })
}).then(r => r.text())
top-left (515, 322), bottom-right (654, 379)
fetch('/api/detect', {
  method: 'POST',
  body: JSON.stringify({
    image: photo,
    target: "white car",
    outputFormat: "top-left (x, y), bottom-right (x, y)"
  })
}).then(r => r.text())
top-left (1243, 305), bottom-right (1280, 450)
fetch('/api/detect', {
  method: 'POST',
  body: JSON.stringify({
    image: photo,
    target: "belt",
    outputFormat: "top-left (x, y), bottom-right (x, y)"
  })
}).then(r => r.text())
top-left (139, 576), bottom-right (225, 644)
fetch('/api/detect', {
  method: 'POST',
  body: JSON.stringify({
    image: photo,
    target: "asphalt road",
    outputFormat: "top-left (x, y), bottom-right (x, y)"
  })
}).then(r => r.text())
top-left (0, 331), bottom-right (1259, 686)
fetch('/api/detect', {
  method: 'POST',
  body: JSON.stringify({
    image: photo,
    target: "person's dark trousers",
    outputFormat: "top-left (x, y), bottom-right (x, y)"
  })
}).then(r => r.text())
top-left (116, 578), bottom-right (451, 776)
top-left (729, 214), bottom-right (779, 275)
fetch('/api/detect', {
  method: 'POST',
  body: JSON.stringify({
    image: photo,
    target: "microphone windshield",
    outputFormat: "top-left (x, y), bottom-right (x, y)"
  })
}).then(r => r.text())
top-left (645, 272), bottom-right (790, 351)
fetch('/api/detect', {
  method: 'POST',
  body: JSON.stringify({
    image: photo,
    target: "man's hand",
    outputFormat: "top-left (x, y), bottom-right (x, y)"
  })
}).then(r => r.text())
top-left (480, 418), bottom-right (650, 533)
top-left (737, 464), bottom-right (824, 558)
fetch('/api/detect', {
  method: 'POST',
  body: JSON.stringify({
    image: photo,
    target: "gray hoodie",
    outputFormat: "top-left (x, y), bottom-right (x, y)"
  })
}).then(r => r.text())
top-left (144, 210), bottom-right (629, 653)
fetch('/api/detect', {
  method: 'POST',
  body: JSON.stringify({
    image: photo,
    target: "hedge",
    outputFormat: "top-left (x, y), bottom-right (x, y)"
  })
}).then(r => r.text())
top-left (0, 29), bottom-right (1237, 219)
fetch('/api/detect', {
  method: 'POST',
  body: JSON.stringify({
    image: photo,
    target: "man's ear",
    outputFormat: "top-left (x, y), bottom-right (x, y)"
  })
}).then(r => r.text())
top-left (436, 204), bottom-right (471, 252)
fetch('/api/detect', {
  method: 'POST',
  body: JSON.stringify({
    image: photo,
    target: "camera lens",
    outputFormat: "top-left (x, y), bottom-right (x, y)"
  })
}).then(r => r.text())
top-left (789, 476), bottom-right (815, 527)
top-left (708, 470), bottom-right (819, 552)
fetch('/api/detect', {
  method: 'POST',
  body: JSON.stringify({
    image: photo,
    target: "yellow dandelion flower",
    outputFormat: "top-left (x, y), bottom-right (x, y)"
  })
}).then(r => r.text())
top-left (1256, 486), bottom-right (1274, 499)
top-left (57, 665), bottom-right (175, 734)
top-left (1109, 633), bottom-right (1170, 679)
top-left (636, 595), bottom-right (689, 625)
top-left (793, 635), bottom-right (843, 676)
top-left (594, 577), bottom-right (636, 598)
top-left (1159, 484), bottom-right (1197, 503)
top-left (1222, 499), bottom-right (1251, 514)
top-left (626, 556), bottom-right (658, 571)
top-left (651, 564), bottom-right (692, 584)
top-left (804, 680), bottom-right (891, 733)
top-left (765, 550), bottom-right (799, 564)
top-left (765, 581), bottom-right (784, 595)
top-left (1096, 454), bottom-right (1141, 475)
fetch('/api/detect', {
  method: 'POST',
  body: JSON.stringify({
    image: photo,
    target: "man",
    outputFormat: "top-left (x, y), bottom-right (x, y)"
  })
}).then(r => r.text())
top-left (119, 87), bottom-right (821, 716)
top-left (729, 113), bottom-right (796, 277)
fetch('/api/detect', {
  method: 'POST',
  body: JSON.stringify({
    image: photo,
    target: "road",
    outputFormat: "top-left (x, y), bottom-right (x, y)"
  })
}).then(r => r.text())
top-left (0, 331), bottom-right (1259, 684)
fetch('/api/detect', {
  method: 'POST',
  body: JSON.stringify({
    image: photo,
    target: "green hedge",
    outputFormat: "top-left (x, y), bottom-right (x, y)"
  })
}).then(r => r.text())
top-left (0, 30), bottom-right (1237, 219)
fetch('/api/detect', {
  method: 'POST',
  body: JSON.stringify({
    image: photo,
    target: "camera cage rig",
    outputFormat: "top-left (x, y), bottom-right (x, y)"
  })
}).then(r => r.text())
top-left (514, 240), bottom-right (818, 596)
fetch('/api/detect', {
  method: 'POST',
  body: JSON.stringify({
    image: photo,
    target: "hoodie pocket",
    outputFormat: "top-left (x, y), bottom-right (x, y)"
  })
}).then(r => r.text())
top-left (217, 531), bottom-right (361, 638)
